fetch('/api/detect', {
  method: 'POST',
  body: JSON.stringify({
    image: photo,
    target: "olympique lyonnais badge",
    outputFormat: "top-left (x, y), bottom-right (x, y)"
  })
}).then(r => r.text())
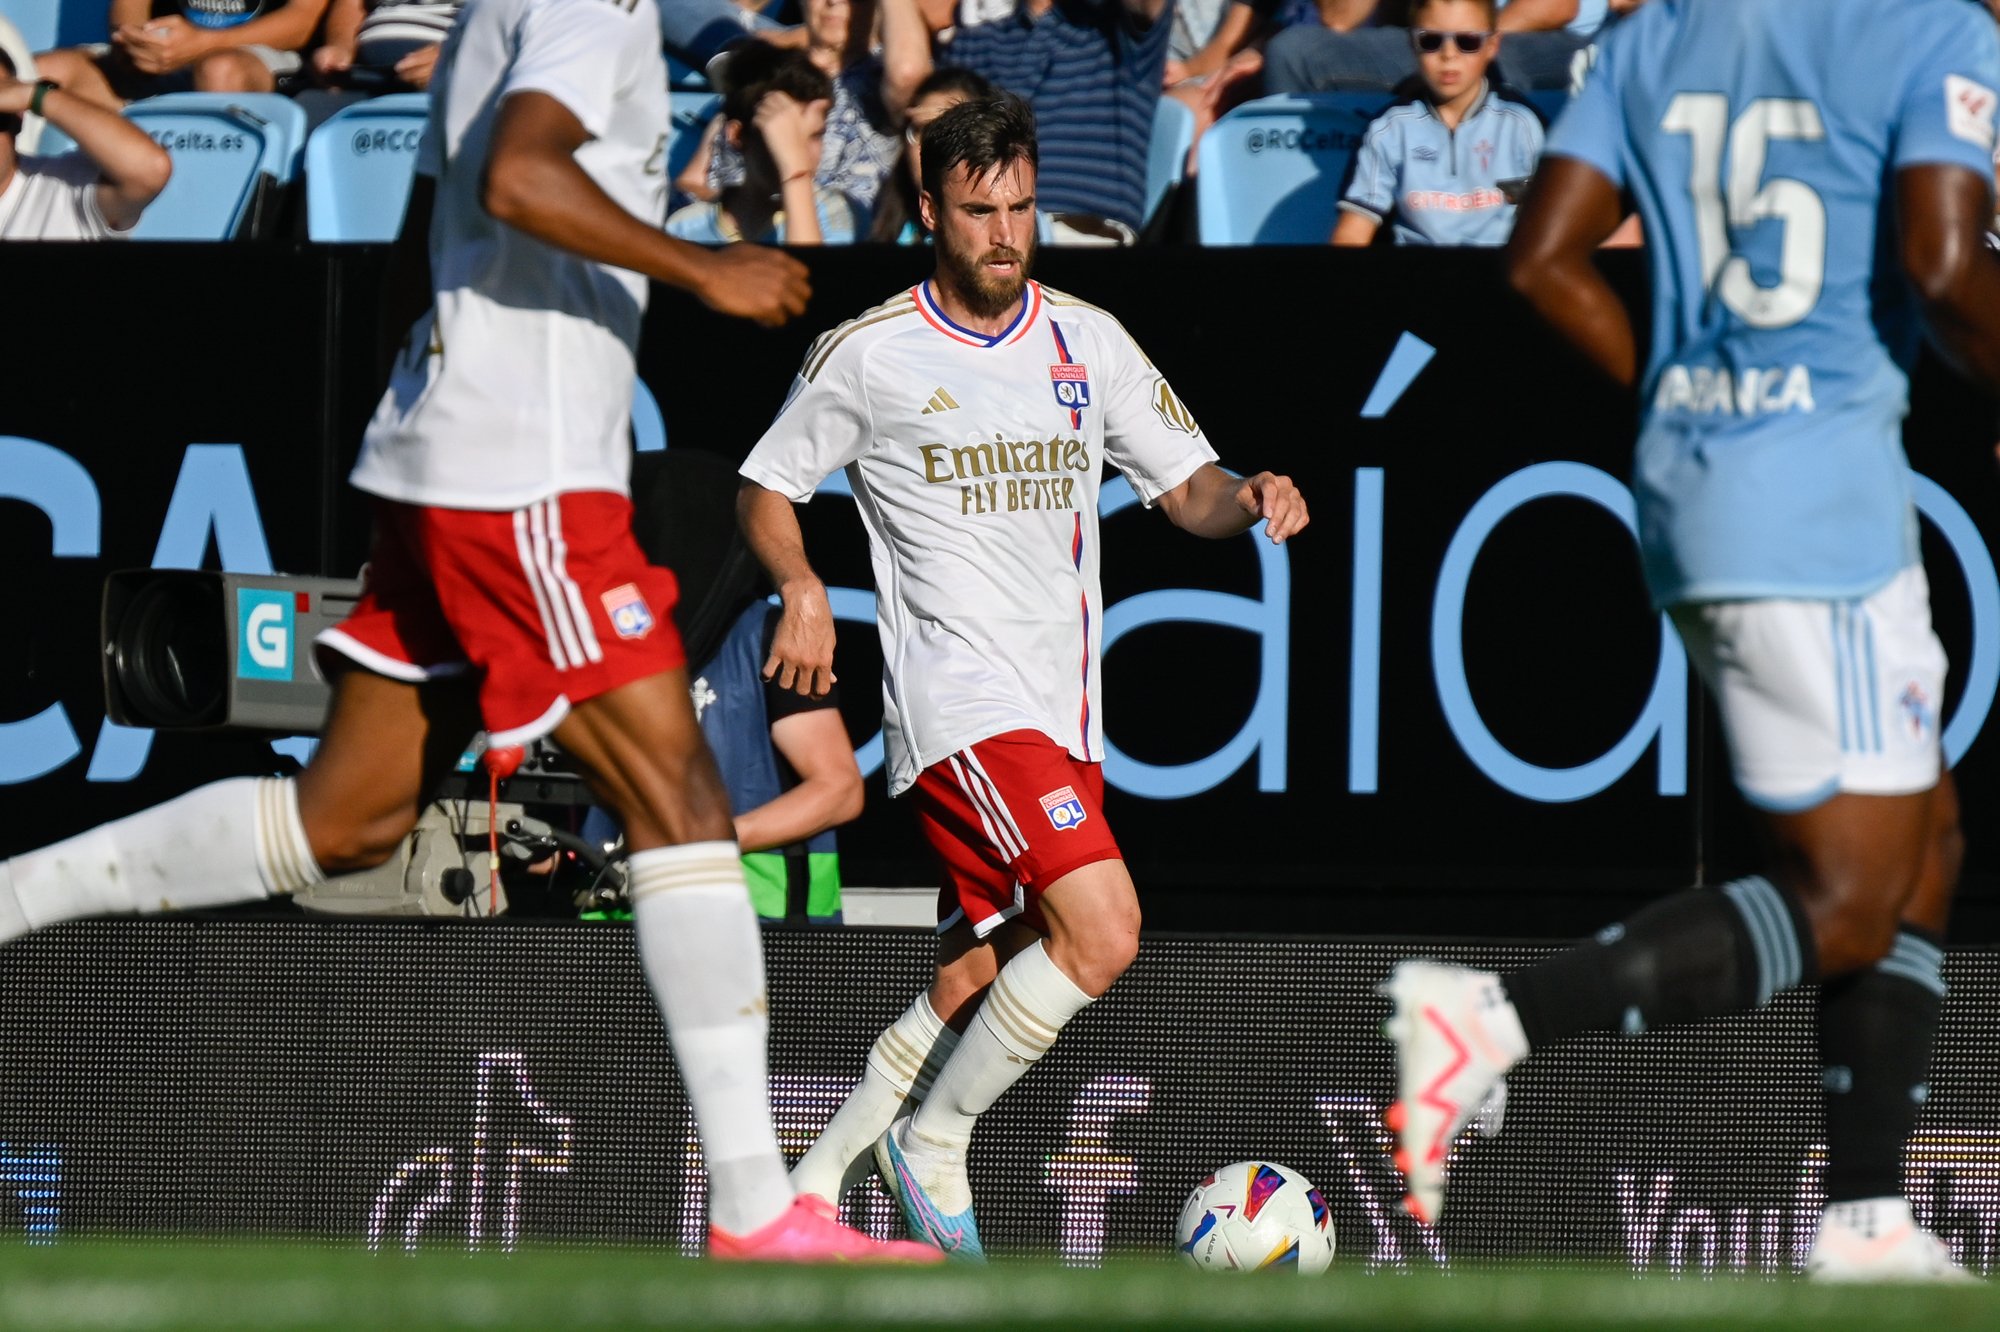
top-left (1049, 363), bottom-right (1091, 412)
top-left (601, 583), bottom-right (655, 640)
top-left (1040, 785), bottom-right (1089, 831)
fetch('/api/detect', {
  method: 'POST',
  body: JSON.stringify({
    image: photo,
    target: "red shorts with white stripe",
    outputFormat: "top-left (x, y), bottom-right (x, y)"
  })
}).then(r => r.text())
top-left (316, 494), bottom-right (684, 747)
top-left (909, 729), bottom-right (1122, 938)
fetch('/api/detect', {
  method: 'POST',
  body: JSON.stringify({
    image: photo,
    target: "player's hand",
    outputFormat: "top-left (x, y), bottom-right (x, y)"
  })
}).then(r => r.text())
top-left (754, 92), bottom-right (821, 185)
top-left (765, 579), bottom-right (838, 698)
top-left (0, 78), bottom-right (33, 116)
top-left (694, 245), bottom-right (812, 328)
top-left (395, 43), bottom-right (441, 90)
top-left (1234, 472), bottom-right (1308, 544)
top-left (117, 17), bottom-right (213, 75)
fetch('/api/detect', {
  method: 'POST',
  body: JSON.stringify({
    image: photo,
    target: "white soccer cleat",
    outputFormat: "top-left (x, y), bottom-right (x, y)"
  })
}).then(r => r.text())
top-left (1378, 960), bottom-right (1528, 1226)
top-left (1806, 1199), bottom-right (1978, 1283)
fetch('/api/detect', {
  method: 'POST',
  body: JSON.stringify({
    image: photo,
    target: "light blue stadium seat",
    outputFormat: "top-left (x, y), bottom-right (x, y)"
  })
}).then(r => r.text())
top-left (1, 0), bottom-right (104, 51)
top-left (125, 94), bottom-right (307, 240)
top-left (667, 90), bottom-right (721, 193)
top-left (1143, 96), bottom-right (1194, 232)
top-left (305, 93), bottom-right (430, 242)
top-left (1196, 93), bottom-right (1390, 245)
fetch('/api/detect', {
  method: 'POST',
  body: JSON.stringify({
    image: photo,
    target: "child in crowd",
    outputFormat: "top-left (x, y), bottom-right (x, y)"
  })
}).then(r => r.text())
top-left (1332, 0), bottom-right (1542, 246)
top-left (666, 45), bottom-right (855, 245)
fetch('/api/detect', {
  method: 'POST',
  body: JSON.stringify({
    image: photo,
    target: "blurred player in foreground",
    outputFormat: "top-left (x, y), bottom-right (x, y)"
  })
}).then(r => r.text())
top-left (0, 0), bottom-right (937, 1265)
top-left (736, 95), bottom-right (1308, 1260)
top-left (1384, 0), bottom-right (2000, 1281)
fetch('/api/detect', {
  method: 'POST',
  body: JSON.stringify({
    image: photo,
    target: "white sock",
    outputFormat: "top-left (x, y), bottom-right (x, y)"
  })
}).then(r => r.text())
top-left (908, 941), bottom-right (1093, 1156)
top-left (628, 841), bottom-right (792, 1237)
top-left (791, 991), bottom-right (959, 1204)
top-left (0, 777), bottom-right (323, 941)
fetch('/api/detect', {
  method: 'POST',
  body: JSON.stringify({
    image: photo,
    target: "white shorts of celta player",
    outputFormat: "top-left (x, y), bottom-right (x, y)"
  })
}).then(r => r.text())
top-left (1669, 564), bottom-right (1949, 813)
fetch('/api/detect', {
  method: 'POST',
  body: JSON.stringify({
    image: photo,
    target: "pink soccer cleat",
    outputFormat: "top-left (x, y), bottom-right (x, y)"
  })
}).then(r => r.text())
top-left (1378, 960), bottom-right (1527, 1225)
top-left (709, 1195), bottom-right (947, 1264)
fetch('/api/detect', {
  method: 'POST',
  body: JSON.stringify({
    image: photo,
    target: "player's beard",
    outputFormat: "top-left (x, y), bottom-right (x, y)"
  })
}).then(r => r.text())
top-left (939, 235), bottom-right (1035, 319)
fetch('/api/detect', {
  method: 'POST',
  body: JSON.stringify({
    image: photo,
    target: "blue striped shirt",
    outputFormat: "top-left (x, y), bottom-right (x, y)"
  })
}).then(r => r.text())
top-left (943, 0), bottom-right (1173, 229)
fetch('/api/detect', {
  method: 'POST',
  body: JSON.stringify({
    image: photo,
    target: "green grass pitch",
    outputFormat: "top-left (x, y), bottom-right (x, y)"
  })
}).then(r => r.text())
top-left (0, 1243), bottom-right (1994, 1330)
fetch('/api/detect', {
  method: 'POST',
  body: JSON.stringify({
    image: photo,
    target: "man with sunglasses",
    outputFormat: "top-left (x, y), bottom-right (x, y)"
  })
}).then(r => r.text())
top-left (1383, 0), bottom-right (2000, 1281)
top-left (1332, 0), bottom-right (1543, 246)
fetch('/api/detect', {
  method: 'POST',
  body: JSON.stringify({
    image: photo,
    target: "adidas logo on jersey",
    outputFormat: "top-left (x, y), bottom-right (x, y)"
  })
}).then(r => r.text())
top-left (921, 388), bottom-right (961, 415)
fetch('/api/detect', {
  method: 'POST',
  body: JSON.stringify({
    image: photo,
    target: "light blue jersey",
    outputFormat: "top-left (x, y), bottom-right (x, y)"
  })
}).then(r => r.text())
top-left (1342, 81), bottom-right (1545, 247)
top-left (1546, 0), bottom-right (2000, 606)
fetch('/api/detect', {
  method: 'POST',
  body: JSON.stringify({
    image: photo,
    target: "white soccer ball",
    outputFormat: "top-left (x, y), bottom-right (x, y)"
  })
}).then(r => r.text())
top-left (1175, 1160), bottom-right (1335, 1273)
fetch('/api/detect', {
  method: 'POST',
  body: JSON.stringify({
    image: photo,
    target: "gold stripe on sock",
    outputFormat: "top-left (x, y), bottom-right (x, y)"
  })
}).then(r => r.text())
top-left (872, 1029), bottom-right (925, 1082)
top-left (981, 982), bottom-right (1057, 1057)
top-left (991, 974), bottom-right (1062, 1043)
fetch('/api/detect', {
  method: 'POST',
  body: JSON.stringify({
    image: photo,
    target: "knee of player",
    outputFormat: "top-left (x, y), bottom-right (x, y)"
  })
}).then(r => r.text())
top-left (1804, 885), bottom-right (1902, 975)
top-left (1058, 913), bottom-right (1140, 993)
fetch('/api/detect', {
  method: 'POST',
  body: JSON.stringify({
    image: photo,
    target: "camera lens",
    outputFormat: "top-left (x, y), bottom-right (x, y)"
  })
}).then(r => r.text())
top-left (112, 577), bottom-right (226, 726)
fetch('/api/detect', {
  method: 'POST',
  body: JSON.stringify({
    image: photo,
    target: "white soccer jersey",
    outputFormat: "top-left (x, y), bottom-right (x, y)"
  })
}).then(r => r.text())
top-left (741, 280), bottom-right (1218, 797)
top-left (349, 0), bottom-right (670, 510)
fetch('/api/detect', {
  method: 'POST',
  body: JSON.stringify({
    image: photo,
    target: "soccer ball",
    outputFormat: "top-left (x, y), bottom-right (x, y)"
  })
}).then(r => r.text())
top-left (1175, 1160), bottom-right (1335, 1273)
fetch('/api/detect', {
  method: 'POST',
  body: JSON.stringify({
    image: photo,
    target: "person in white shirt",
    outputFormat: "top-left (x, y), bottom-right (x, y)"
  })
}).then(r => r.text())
top-left (738, 94), bottom-right (1309, 1259)
top-left (0, 0), bottom-right (936, 1267)
top-left (0, 48), bottom-right (170, 239)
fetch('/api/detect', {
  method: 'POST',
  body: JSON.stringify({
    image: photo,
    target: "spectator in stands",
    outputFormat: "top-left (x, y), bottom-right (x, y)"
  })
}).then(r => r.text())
top-left (33, 0), bottom-right (334, 110)
top-left (1330, 0), bottom-right (1542, 246)
top-left (1264, 0), bottom-right (1600, 96)
top-left (584, 598), bottom-right (864, 925)
top-left (0, 47), bottom-right (172, 238)
top-left (697, 0), bottom-right (933, 224)
top-left (668, 45), bottom-right (857, 244)
top-left (311, 0), bottom-right (461, 92)
top-left (1169, 0), bottom-right (1230, 66)
top-left (867, 65), bottom-right (999, 242)
top-left (938, 0), bottom-right (1174, 244)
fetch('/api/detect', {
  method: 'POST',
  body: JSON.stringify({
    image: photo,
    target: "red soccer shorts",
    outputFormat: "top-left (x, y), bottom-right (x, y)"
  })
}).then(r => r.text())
top-left (316, 493), bottom-right (684, 747)
top-left (910, 729), bottom-right (1123, 938)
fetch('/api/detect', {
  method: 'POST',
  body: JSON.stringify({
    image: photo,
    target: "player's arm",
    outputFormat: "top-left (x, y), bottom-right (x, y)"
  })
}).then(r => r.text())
top-left (1503, 155), bottom-right (1635, 386)
top-left (736, 482), bottom-right (839, 698)
top-left (481, 91), bottom-right (810, 327)
top-left (1900, 163), bottom-right (2000, 392)
top-left (733, 709), bottom-right (865, 852)
top-left (1154, 462), bottom-right (1308, 544)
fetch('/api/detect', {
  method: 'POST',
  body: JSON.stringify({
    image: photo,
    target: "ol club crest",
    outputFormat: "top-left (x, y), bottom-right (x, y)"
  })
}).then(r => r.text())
top-left (1049, 363), bottom-right (1091, 412)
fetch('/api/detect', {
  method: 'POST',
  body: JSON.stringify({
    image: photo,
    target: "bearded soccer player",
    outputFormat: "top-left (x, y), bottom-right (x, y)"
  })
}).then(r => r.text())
top-left (0, 0), bottom-right (941, 1265)
top-left (1382, 0), bottom-right (2000, 1281)
top-left (736, 95), bottom-right (1309, 1260)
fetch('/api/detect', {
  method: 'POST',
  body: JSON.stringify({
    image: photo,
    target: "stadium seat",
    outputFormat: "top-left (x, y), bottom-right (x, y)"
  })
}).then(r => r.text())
top-left (1, 0), bottom-right (104, 51)
top-left (1143, 96), bottom-right (1195, 233)
top-left (124, 94), bottom-right (307, 240)
top-left (1195, 93), bottom-right (1391, 245)
top-left (305, 94), bottom-right (430, 242)
top-left (667, 90), bottom-right (722, 194)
